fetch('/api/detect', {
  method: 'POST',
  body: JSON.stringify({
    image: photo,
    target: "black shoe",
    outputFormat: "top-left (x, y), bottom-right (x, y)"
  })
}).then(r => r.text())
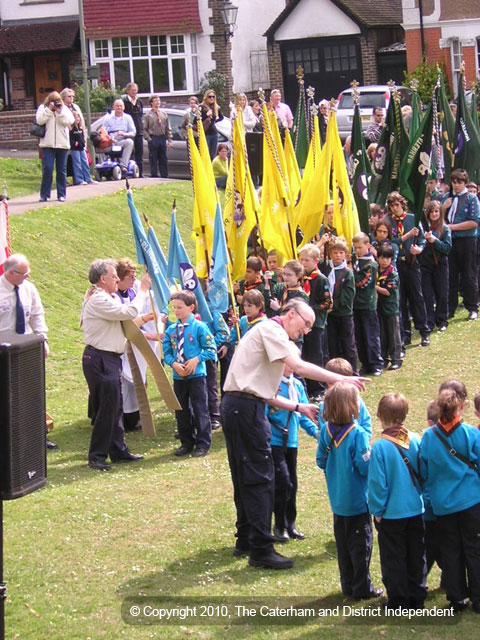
top-left (372, 369), bottom-right (383, 377)
top-left (111, 452), bottom-right (143, 463)
top-left (472, 602), bottom-right (480, 614)
top-left (404, 336), bottom-right (412, 346)
top-left (249, 550), bottom-right (294, 569)
top-left (211, 420), bottom-right (221, 430)
top-left (389, 362), bottom-right (402, 371)
top-left (288, 528), bottom-right (306, 540)
top-left (174, 445), bottom-right (193, 457)
top-left (468, 311), bottom-right (478, 321)
top-left (174, 431), bottom-right (181, 439)
top-left (88, 460), bottom-right (111, 471)
top-left (355, 587), bottom-right (383, 600)
top-left (233, 547), bottom-right (249, 558)
top-left (421, 335), bottom-right (430, 347)
top-left (449, 599), bottom-right (469, 612)
top-left (46, 440), bottom-right (58, 450)
top-left (359, 367), bottom-right (368, 376)
top-left (192, 448), bottom-right (209, 457)
top-left (273, 526), bottom-right (290, 543)
top-left (124, 423), bottom-right (142, 432)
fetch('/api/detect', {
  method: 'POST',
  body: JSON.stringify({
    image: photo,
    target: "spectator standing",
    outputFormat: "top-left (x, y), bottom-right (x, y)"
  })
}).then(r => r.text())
top-left (143, 95), bottom-right (173, 178)
top-left (123, 82), bottom-right (144, 177)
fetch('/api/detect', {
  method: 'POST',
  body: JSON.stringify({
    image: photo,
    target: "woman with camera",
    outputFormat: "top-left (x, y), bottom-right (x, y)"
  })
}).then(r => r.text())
top-left (35, 91), bottom-right (75, 202)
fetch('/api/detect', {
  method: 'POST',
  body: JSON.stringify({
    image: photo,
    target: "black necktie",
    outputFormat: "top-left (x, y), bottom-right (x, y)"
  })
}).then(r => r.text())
top-left (14, 285), bottom-right (25, 334)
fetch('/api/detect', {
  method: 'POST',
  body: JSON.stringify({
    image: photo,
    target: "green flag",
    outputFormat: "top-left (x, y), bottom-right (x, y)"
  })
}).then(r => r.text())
top-left (470, 88), bottom-right (480, 136)
top-left (351, 103), bottom-right (371, 233)
top-left (454, 73), bottom-right (480, 184)
top-left (399, 103), bottom-right (434, 226)
top-left (370, 89), bottom-right (409, 207)
top-left (409, 89), bottom-right (422, 141)
top-left (436, 70), bottom-right (455, 182)
top-left (292, 85), bottom-right (308, 170)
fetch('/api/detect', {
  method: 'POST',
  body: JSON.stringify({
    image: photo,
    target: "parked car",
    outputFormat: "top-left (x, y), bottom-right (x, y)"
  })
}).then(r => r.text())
top-left (90, 106), bottom-right (232, 179)
top-left (336, 85), bottom-right (412, 141)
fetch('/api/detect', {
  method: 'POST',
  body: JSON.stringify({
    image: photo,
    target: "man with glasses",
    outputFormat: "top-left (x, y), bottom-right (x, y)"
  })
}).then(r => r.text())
top-left (221, 299), bottom-right (367, 570)
top-left (0, 253), bottom-right (57, 448)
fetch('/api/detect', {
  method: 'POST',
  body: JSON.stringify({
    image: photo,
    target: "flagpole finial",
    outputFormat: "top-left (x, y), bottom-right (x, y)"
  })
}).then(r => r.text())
top-left (350, 79), bottom-right (360, 105)
top-left (328, 98), bottom-right (338, 113)
top-left (310, 103), bottom-right (318, 116)
top-left (125, 177), bottom-right (130, 191)
top-left (460, 60), bottom-right (466, 74)
top-left (306, 85), bottom-right (315, 100)
top-left (409, 78), bottom-right (419, 92)
top-left (257, 87), bottom-right (265, 104)
top-left (192, 105), bottom-right (202, 121)
top-left (296, 66), bottom-right (304, 86)
top-left (172, 198), bottom-right (177, 211)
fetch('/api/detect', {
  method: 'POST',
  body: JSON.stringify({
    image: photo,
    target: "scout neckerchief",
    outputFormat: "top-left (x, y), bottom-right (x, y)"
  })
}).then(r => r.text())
top-left (381, 425), bottom-right (420, 488)
top-left (327, 259), bottom-right (347, 296)
top-left (433, 417), bottom-right (478, 471)
top-left (393, 212), bottom-right (407, 237)
top-left (376, 263), bottom-right (394, 287)
top-left (303, 268), bottom-right (320, 296)
top-left (436, 414), bottom-right (462, 435)
top-left (447, 189), bottom-right (468, 224)
top-left (244, 278), bottom-right (263, 291)
top-left (325, 422), bottom-right (355, 455)
top-left (176, 318), bottom-right (191, 363)
top-left (246, 312), bottom-right (265, 329)
top-left (281, 284), bottom-right (303, 306)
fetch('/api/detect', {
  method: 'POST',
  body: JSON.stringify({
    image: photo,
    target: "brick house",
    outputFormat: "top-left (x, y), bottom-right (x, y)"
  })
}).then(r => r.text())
top-left (402, 0), bottom-right (480, 95)
top-left (264, 0), bottom-right (406, 106)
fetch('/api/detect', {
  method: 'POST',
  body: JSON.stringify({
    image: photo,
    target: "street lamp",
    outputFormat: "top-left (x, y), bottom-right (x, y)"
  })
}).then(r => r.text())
top-left (220, 1), bottom-right (238, 44)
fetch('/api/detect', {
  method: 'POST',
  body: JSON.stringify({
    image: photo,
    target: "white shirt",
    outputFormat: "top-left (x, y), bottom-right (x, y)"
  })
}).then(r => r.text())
top-left (81, 288), bottom-right (146, 354)
top-left (0, 274), bottom-right (48, 338)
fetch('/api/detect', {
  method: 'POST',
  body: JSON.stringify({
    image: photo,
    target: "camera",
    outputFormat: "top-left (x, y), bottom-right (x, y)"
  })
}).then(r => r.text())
top-left (54, 100), bottom-right (62, 108)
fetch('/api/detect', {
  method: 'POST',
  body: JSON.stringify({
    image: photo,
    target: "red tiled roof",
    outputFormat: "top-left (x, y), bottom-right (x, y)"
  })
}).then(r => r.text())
top-left (0, 21), bottom-right (78, 55)
top-left (84, 0), bottom-right (202, 38)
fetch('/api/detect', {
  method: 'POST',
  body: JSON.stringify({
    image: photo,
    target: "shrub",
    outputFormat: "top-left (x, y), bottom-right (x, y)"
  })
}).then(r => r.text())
top-left (72, 81), bottom-right (121, 114)
top-left (403, 58), bottom-right (452, 104)
top-left (198, 70), bottom-right (227, 107)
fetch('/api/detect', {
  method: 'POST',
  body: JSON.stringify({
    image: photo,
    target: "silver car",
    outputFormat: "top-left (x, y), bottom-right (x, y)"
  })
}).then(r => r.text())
top-left (91, 106), bottom-right (232, 179)
top-left (336, 85), bottom-right (412, 141)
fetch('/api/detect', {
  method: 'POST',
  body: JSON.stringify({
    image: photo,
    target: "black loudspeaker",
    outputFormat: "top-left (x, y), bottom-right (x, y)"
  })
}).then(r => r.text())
top-left (0, 332), bottom-right (47, 500)
top-left (245, 132), bottom-right (263, 176)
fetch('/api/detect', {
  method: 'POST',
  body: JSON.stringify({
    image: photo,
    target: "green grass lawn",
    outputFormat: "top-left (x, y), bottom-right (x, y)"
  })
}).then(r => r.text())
top-left (5, 182), bottom-right (480, 639)
top-left (0, 157), bottom-right (43, 198)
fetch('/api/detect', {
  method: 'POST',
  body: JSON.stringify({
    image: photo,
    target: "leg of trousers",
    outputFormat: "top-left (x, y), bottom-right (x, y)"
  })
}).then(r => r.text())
top-left (133, 134), bottom-right (143, 176)
top-left (436, 510), bottom-right (469, 603)
top-left (205, 359), bottom-right (220, 422)
top-left (334, 513), bottom-right (374, 598)
top-left (303, 326), bottom-right (325, 396)
top-left (271, 446), bottom-right (292, 530)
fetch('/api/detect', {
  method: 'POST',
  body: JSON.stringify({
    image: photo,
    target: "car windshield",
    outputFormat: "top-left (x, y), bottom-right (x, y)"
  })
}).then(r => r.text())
top-left (338, 92), bottom-right (386, 109)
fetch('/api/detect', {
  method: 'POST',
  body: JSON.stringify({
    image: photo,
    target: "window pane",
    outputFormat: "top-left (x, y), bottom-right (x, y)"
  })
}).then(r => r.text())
top-left (325, 59), bottom-right (332, 72)
top-left (288, 62), bottom-right (295, 75)
top-left (152, 59), bottom-right (169, 92)
top-left (95, 40), bottom-right (108, 58)
top-left (333, 58), bottom-right (341, 72)
top-left (113, 60), bottom-right (130, 89)
top-left (332, 46), bottom-right (339, 58)
top-left (349, 44), bottom-right (355, 57)
top-left (324, 47), bottom-right (331, 59)
top-left (287, 50), bottom-right (294, 62)
top-left (295, 49), bottom-right (302, 62)
top-left (312, 60), bottom-right (319, 73)
top-left (151, 35), bottom-right (167, 56)
top-left (302, 49), bottom-right (310, 61)
top-left (304, 61), bottom-right (311, 73)
top-left (112, 37), bottom-right (129, 58)
top-left (99, 62), bottom-right (111, 85)
top-left (131, 36), bottom-right (148, 57)
top-left (172, 58), bottom-right (186, 91)
top-left (341, 45), bottom-right (348, 58)
top-left (170, 35), bottom-right (185, 54)
top-left (169, 114), bottom-right (183, 140)
top-left (311, 48), bottom-right (319, 60)
top-left (133, 59), bottom-right (149, 92)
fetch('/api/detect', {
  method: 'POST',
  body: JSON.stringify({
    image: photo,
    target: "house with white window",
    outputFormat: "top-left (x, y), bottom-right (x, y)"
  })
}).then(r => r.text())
top-left (402, 0), bottom-right (480, 94)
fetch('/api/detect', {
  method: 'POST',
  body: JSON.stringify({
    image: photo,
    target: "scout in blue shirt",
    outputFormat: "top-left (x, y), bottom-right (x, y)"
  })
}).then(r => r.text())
top-left (368, 393), bottom-right (426, 611)
top-left (162, 291), bottom-right (216, 458)
top-left (316, 382), bottom-right (381, 600)
top-left (419, 380), bottom-right (480, 612)
top-left (266, 367), bottom-right (318, 543)
top-left (229, 289), bottom-right (266, 346)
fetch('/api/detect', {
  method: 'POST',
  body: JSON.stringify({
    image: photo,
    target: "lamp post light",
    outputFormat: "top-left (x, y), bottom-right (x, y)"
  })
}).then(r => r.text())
top-left (220, 1), bottom-right (239, 45)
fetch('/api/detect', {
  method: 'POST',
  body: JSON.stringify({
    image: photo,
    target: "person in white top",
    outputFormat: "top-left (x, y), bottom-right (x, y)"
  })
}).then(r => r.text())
top-left (239, 93), bottom-right (256, 131)
top-left (81, 259), bottom-right (151, 470)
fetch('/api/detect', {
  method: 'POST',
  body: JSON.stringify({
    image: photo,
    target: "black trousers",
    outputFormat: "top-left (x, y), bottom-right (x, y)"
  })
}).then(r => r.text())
top-left (219, 344), bottom-right (233, 398)
top-left (148, 135), bottom-right (168, 178)
top-left (397, 259), bottom-right (429, 340)
top-left (424, 519), bottom-right (443, 576)
top-left (302, 326), bottom-right (326, 396)
top-left (271, 446), bottom-right (298, 531)
top-left (82, 345), bottom-right (128, 463)
top-left (375, 515), bottom-right (427, 609)
top-left (174, 377), bottom-right (211, 451)
top-left (436, 502), bottom-right (480, 605)
top-left (327, 314), bottom-right (358, 373)
top-left (448, 236), bottom-right (478, 314)
top-left (353, 308), bottom-right (383, 371)
top-left (205, 359), bottom-right (220, 422)
top-left (334, 512), bottom-right (375, 598)
top-left (133, 133), bottom-right (144, 176)
top-left (221, 394), bottom-right (275, 556)
top-left (420, 256), bottom-right (449, 330)
top-left (378, 313), bottom-right (402, 365)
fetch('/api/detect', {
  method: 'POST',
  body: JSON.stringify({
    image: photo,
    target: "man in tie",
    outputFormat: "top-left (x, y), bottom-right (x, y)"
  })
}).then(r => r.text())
top-left (0, 253), bottom-right (57, 448)
top-left (81, 259), bottom-right (151, 470)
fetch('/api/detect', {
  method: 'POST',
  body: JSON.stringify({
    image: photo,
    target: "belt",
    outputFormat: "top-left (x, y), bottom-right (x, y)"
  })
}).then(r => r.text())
top-left (85, 344), bottom-right (122, 358)
top-left (224, 391), bottom-right (265, 404)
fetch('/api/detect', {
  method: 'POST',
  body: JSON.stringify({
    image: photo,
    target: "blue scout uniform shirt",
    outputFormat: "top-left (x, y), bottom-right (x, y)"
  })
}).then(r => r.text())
top-left (207, 310), bottom-right (230, 349)
top-left (420, 420), bottom-right (480, 516)
top-left (386, 212), bottom-right (426, 260)
top-left (318, 397), bottom-right (372, 439)
top-left (229, 314), bottom-right (266, 346)
top-left (442, 189), bottom-right (480, 239)
top-left (368, 431), bottom-right (424, 519)
top-left (266, 376), bottom-right (318, 448)
top-left (163, 313), bottom-right (216, 380)
top-left (317, 422), bottom-right (371, 516)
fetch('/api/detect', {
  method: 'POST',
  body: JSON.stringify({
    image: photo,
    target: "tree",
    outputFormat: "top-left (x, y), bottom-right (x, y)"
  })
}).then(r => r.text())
top-left (72, 81), bottom-right (120, 114)
top-left (198, 71), bottom-right (226, 107)
top-left (404, 58), bottom-right (451, 104)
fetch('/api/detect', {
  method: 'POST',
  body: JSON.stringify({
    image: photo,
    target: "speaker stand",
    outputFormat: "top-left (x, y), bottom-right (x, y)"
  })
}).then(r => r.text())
top-left (0, 500), bottom-right (5, 640)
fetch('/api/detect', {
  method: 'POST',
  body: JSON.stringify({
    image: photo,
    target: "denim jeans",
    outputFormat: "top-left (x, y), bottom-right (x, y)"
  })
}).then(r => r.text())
top-left (40, 147), bottom-right (69, 199)
top-left (71, 149), bottom-right (92, 184)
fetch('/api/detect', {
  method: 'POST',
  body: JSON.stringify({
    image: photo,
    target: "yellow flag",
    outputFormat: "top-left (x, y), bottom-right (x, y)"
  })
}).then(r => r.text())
top-left (197, 119), bottom-right (217, 192)
top-left (259, 104), bottom-right (296, 260)
top-left (188, 127), bottom-right (216, 277)
top-left (223, 114), bottom-right (259, 281)
top-left (284, 130), bottom-right (301, 218)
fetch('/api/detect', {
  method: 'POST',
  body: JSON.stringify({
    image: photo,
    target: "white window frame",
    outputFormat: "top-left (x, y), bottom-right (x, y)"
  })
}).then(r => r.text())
top-left (88, 33), bottom-right (197, 96)
top-left (451, 38), bottom-right (463, 96)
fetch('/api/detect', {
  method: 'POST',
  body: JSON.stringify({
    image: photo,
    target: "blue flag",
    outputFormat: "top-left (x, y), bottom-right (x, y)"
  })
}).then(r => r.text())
top-left (208, 204), bottom-right (229, 313)
top-left (167, 210), bottom-right (213, 324)
top-left (147, 225), bottom-right (176, 288)
top-left (127, 189), bottom-right (170, 313)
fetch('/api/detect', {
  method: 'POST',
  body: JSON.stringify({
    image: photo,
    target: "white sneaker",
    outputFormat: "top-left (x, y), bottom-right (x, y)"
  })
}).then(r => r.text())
top-left (58, 197), bottom-right (65, 202)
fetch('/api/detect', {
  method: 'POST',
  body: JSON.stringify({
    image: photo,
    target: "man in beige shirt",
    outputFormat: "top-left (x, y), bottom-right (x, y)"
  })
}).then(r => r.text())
top-left (81, 259), bottom-right (151, 470)
top-left (222, 298), bottom-right (366, 569)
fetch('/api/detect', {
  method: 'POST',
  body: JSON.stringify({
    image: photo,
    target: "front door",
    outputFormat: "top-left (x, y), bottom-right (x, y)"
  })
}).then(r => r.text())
top-left (281, 37), bottom-right (363, 108)
top-left (34, 55), bottom-right (62, 107)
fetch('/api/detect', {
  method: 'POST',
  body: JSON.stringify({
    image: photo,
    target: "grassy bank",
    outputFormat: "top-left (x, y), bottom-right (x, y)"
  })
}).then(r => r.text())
top-left (5, 182), bottom-right (480, 639)
top-left (0, 156), bottom-right (42, 198)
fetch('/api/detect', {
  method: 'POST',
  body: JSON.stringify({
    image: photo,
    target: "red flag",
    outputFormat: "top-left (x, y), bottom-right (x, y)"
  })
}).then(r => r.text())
top-left (0, 198), bottom-right (11, 275)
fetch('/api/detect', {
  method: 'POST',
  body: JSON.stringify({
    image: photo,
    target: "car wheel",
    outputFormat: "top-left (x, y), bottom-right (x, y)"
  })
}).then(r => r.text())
top-left (133, 164), bottom-right (140, 178)
top-left (112, 165), bottom-right (122, 180)
top-left (94, 170), bottom-right (102, 181)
